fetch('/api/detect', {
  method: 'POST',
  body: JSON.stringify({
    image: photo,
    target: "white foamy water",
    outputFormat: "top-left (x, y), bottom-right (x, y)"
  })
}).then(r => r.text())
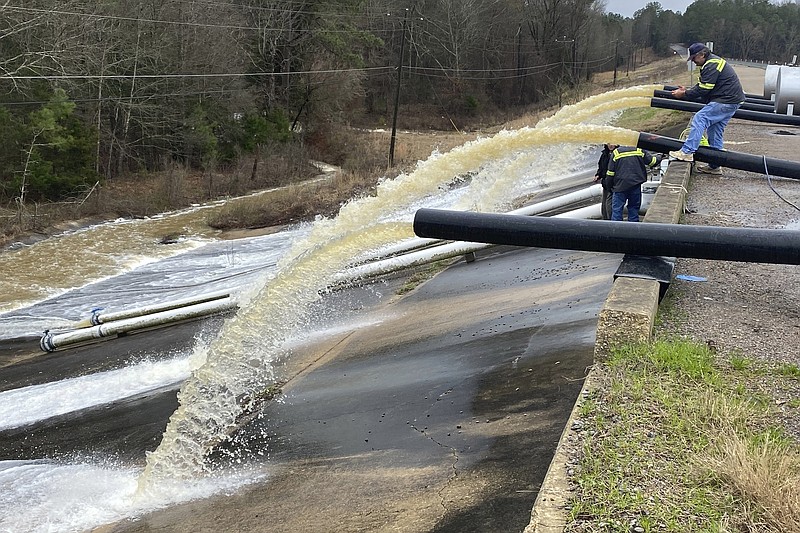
top-left (0, 356), bottom-right (197, 431)
top-left (0, 315), bottom-right (385, 431)
top-left (0, 460), bottom-right (268, 533)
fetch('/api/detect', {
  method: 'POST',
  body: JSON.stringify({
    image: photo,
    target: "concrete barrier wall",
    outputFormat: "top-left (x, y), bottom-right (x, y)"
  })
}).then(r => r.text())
top-left (594, 160), bottom-right (690, 360)
top-left (524, 160), bottom-right (691, 533)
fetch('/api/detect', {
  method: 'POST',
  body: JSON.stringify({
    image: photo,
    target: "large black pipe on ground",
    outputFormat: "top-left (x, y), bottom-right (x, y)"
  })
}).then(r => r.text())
top-left (663, 84), bottom-right (773, 104)
top-left (650, 97), bottom-right (800, 127)
top-left (653, 90), bottom-right (775, 113)
top-left (412, 209), bottom-right (800, 265)
top-left (636, 131), bottom-right (800, 180)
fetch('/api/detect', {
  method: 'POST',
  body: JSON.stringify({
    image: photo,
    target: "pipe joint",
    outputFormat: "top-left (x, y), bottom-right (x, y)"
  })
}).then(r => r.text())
top-left (40, 331), bottom-right (56, 353)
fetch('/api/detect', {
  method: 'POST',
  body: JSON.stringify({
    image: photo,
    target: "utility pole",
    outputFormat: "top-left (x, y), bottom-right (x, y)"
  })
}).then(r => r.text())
top-left (626, 45), bottom-right (631, 76)
top-left (388, 8), bottom-right (409, 169)
top-left (572, 38), bottom-right (578, 81)
top-left (613, 39), bottom-right (620, 86)
top-left (555, 35), bottom-right (575, 82)
top-left (516, 24), bottom-right (524, 103)
top-left (555, 35), bottom-right (575, 105)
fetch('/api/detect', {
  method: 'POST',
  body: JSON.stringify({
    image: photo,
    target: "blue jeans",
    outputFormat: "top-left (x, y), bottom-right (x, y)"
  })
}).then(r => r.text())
top-left (682, 101), bottom-right (741, 162)
top-left (611, 186), bottom-right (642, 222)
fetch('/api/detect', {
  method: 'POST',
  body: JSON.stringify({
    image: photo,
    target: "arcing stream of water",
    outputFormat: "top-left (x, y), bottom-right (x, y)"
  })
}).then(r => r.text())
top-left (137, 86), bottom-right (658, 489)
top-left (1, 85), bottom-right (660, 530)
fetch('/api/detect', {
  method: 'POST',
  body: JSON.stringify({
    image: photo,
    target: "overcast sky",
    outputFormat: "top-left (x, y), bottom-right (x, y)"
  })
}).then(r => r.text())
top-left (603, 0), bottom-right (793, 18)
top-left (602, 0), bottom-right (695, 17)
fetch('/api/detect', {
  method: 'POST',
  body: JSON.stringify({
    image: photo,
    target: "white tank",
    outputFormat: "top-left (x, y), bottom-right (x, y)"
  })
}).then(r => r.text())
top-left (764, 64), bottom-right (781, 99)
top-left (775, 66), bottom-right (800, 115)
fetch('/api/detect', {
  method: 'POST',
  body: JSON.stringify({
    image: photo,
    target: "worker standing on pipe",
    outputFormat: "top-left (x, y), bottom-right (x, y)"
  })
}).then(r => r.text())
top-left (668, 43), bottom-right (745, 175)
top-left (593, 143), bottom-right (618, 220)
top-left (606, 146), bottom-right (662, 222)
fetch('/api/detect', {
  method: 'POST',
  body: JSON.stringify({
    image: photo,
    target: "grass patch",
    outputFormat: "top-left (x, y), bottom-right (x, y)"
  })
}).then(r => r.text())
top-left (777, 363), bottom-right (800, 379)
top-left (652, 286), bottom-right (687, 328)
top-left (729, 353), bottom-right (753, 371)
top-left (206, 169), bottom-right (380, 230)
top-left (612, 107), bottom-right (687, 134)
top-left (566, 338), bottom-right (800, 533)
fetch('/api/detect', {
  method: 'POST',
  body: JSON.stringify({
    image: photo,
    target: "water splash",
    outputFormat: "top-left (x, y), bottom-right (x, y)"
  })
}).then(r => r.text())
top-left (138, 221), bottom-right (413, 487)
top-left (456, 85), bottom-right (659, 212)
top-left (0, 459), bottom-right (267, 533)
top-left (137, 113), bottom-right (650, 489)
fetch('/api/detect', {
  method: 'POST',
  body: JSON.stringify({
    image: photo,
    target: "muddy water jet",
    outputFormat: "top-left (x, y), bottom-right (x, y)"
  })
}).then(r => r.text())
top-left (537, 85), bottom-right (660, 128)
top-left (137, 103), bottom-right (651, 489)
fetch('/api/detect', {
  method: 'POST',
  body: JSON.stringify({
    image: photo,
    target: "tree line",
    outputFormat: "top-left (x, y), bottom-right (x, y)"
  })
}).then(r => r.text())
top-left (1, 0), bottom-right (799, 205)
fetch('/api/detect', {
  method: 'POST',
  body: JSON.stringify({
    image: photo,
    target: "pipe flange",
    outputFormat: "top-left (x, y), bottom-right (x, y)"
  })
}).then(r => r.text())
top-left (39, 331), bottom-right (56, 352)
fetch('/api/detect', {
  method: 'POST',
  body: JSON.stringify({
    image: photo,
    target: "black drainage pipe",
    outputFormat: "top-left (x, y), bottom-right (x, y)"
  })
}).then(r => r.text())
top-left (636, 131), bottom-right (800, 180)
top-left (650, 97), bottom-right (800, 127)
top-left (663, 84), bottom-right (773, 104)
top-left (412, 209), bottom-right (800, 265)
top-left (653, 90), bottom-right (775, 113)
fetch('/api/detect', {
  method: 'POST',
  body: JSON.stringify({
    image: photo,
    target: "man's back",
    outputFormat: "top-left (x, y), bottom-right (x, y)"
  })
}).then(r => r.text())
top-left (688, 54), bottom-right (745, 104)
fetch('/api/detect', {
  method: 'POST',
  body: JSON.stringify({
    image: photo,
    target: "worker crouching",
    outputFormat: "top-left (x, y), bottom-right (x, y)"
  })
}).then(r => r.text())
top-left (605, 146), bottom-right (663, 222)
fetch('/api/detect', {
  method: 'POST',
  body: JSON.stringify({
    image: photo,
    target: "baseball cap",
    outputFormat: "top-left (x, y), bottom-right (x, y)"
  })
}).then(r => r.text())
top-left (687, 42), bottom-right (705, 61)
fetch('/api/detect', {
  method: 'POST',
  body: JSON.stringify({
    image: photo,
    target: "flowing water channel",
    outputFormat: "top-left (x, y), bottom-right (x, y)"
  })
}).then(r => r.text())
top-left (0, 85), bottom-right (659, 532)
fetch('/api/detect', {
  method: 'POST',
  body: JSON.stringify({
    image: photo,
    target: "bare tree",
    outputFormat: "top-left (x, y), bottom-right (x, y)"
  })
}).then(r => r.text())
top-left (738, 21), bottom-right (763, 60)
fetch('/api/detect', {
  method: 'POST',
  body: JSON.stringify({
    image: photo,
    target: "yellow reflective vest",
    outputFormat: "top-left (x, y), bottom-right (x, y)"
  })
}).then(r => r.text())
top-left (605, 146), bottom-right (661, 192)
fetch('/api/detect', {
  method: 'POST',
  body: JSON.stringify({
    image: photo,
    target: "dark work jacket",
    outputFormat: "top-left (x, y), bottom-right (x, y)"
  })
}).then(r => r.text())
top-left (606, 146), bottom-right (661, 192)
top-left (685, 54), bottom-right (745, 104)
top-left (596, 146), bottom-right (612, 190)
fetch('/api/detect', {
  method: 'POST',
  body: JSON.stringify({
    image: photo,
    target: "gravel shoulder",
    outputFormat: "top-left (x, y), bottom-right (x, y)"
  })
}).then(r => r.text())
top-left (656, 107), bottom-right (800, 440)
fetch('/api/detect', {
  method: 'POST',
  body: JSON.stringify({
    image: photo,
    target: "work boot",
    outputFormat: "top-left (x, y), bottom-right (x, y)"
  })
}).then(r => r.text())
top-left (668, 150), bottom-right (694, 162)
top-left (695, 163), bottom-right (722, 175)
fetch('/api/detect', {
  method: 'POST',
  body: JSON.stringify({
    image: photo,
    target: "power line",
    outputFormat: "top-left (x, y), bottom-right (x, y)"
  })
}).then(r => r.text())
top-left (0, 88), bottom-right (243, 106)
top-left (410, 64), bottom-right (560, 81)
top-left (0, 66), bottom-right (394, 81)
top-left (0, 69), bottom-right (394, 105)
top-left (0, 56), bottom-right (620, 83)
top-left (1, 5), bottom-right (398, 33)
top-left (1, 5), bottom-right (626, 55)
top-left (0, 55), bottom-right (619, 105)
top-left (154, 0), bottom-right (407, 20)
top-left (405, 55), bottom-right (613, 76)
top-left (408, 61), bottom-right (564, 74)
top-left (2, 5), bottom-right (253, 30)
